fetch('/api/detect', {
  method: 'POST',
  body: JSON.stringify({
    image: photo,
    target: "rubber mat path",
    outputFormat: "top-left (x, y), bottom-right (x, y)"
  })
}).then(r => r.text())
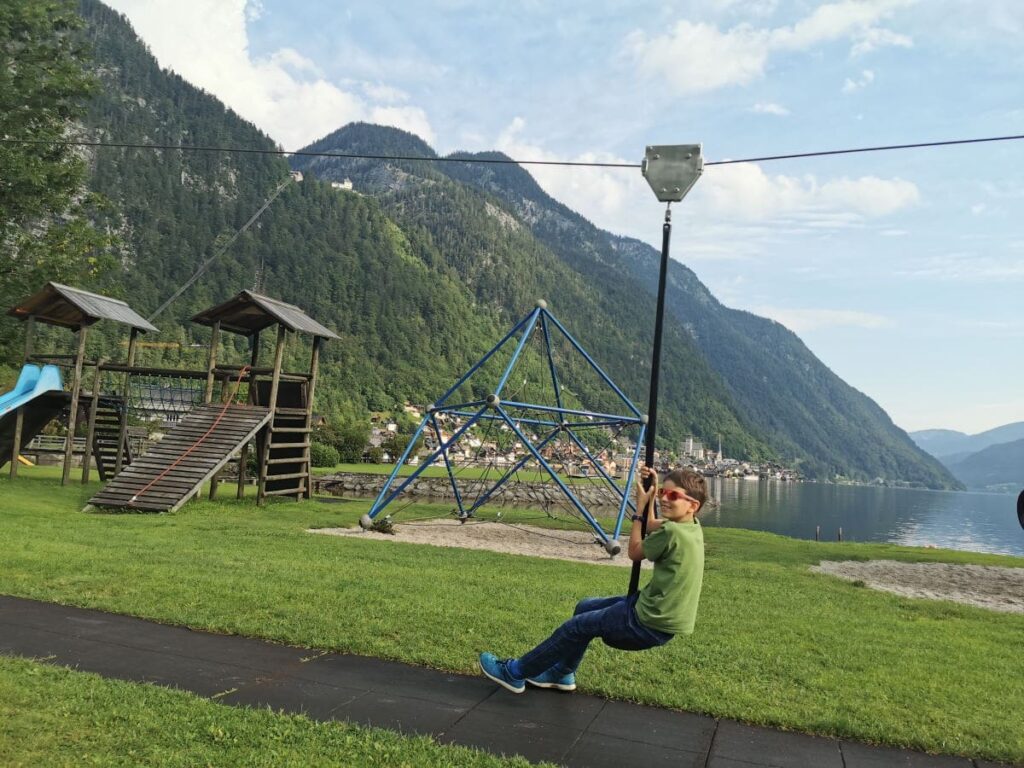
top-left (0, 595), bottom-right (1011, 768)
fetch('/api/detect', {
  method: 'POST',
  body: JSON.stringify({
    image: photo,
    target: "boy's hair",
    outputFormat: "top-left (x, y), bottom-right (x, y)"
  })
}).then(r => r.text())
top-left (664, 469), bottom-right (709, 514)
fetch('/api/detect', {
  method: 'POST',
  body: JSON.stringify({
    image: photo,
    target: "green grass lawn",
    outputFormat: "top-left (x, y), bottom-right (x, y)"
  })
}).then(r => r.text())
top-left (1, 469), bottom-right (1023, 763)
top-left (0, 656), bottom-right (543, 768)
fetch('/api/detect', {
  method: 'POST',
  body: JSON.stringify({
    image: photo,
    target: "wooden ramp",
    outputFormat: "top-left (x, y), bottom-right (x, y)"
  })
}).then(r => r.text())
top-left (88, 404), bottom-right (271, 512)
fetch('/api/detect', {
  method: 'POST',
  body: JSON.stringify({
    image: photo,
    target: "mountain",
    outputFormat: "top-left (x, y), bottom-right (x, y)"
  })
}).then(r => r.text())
top-left (945, 438), bottom-right (1024, 492)
top-left (909, 429), bottom-right (969, 459)
top-left (437, 154), bottom-right (960, 488)
top-left (293, 132), bottom-right (957, 488)
top-left (73, 0), bottom-right (517, 419)
top-left (46, 1), bottom-right (956, 487)
top-left (291, 125), bottom-right (770, 460)
top-left (910, 422), bottom-right (1024, 491)
top-left (910, 422), bottom-right (1024, 461)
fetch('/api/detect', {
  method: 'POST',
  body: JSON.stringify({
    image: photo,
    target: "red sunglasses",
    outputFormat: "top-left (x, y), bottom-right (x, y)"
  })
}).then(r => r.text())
top-left (658, 488), bottom-right (693, 502)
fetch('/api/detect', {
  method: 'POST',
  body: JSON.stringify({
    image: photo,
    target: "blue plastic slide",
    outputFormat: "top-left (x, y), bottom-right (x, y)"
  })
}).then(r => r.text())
top-left (0, 364), bottom-right (40, 412)
top-left (0, 364), bottom-right (64, 417)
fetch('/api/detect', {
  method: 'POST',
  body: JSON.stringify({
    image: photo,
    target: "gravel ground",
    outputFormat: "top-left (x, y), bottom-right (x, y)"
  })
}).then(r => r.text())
top-left (812, 559), bottom-right (1024, 614)
top-left (310, 519), bottom-right (651, 569)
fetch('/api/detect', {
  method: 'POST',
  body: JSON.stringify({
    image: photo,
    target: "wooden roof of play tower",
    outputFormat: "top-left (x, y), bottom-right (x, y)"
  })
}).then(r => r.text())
top-left (7, 282), bottom-right (158, 332)
top-left (191, 291), bottom-right (339, 339)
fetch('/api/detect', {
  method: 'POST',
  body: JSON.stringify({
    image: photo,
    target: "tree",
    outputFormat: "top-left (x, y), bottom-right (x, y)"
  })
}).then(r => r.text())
top-left (0, 0), bottom-right (114, 362)
top-left (382, 432), bottom-right (423, 461)
top-left (336, 420), bottom-right (370, 463)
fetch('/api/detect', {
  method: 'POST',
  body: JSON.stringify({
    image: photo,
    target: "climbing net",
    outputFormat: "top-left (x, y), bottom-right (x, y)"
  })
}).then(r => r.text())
top-left (360, 303), bottom-right (646, 556)
top-left (126, 374), bottom-right (206, 421)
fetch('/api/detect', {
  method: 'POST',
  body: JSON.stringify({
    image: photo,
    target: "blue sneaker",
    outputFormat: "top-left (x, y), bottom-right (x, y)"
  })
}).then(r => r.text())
top-left (478, 652), bottom-right (525, 694)
top-left (526, 667), bottom-right (577, 691)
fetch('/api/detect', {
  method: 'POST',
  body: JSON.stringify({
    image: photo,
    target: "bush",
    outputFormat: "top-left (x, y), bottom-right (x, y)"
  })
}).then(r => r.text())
top-left (309, 442), bottom-right (340, 468)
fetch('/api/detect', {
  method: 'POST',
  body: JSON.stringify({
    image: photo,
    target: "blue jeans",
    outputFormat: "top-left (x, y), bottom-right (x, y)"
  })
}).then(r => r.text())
top-left (516, 594), bottom-right (673, 678)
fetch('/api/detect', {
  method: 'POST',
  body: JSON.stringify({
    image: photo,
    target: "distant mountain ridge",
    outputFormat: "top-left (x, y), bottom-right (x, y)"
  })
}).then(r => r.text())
top-left (944, 439), bottom-right (1024, 492)
top-left (436, 149), bottom-right (950, 486)
top-left (910, 422), bottom-right (1024, 460)
top-left (293, 126), bottom-right (957, 488)
top-left (910, 421), bottom-right (1024, 491)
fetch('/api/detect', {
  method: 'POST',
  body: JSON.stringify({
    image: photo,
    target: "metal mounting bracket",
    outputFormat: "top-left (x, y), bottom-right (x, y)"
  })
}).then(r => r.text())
top-left (641, 144), bottom-right (703, 202)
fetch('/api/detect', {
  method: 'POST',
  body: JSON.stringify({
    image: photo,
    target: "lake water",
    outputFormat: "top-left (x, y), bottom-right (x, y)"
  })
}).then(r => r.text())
top-left (697, 478), bottom-right (1024, 557)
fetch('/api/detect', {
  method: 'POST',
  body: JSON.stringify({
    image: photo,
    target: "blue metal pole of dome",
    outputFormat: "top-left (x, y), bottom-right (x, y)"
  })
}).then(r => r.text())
top-left (628, 144), bottom-right (703, 595)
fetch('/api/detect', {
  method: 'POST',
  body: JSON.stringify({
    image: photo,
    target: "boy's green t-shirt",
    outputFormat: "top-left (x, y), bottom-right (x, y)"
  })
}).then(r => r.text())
top-left (636, 519), bottom-right (705, 635)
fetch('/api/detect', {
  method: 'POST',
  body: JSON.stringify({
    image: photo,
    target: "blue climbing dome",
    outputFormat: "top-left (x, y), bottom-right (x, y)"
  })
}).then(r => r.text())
top-left (360, 301), bottom-right (647, 556)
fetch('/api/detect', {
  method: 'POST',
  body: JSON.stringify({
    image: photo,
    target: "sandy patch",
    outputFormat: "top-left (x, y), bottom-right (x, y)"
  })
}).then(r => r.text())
top-left (310, 520), bottom-right (649, 569)
top-left (812, 560), bottom-right (1024, 614)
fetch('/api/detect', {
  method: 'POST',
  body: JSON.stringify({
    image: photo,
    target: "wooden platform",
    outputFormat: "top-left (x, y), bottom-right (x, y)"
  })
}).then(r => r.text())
top-left (87, 404), bottom-right (271, 512)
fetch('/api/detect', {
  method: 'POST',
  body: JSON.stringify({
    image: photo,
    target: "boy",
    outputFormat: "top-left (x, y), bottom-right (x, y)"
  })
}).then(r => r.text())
top-left (479, 466), bottom-right (707, 693)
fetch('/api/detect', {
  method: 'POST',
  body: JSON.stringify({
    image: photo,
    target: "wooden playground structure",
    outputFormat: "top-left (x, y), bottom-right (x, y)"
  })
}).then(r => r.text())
top-left (2, 283), bottom-right (338, 511)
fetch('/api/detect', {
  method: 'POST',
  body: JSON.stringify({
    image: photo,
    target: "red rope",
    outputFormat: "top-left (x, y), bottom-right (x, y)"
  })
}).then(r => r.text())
top-left (130, 365), bottom-right (251, 506)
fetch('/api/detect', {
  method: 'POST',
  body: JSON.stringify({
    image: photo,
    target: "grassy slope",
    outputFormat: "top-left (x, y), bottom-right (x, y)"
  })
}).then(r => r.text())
top-left (1, 470), bottom-right (1022, 763)
top-left (0, 656), bottom-right (541, 768)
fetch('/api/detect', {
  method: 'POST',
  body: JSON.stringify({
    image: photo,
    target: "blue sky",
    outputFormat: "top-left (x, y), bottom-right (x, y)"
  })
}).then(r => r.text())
top-left (107, 1), bottom-right (1024, 434)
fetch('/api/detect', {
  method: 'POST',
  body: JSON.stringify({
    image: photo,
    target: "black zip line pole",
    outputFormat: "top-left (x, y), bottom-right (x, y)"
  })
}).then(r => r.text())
top-left (628, 144), bottom-right (703, 592)
top-left (628, 201), bottom-right (672, 594)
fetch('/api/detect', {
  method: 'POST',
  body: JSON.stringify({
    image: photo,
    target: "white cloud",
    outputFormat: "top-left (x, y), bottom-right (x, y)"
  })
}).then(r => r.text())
top-left (750, 101), bottom-right (790, 115)
top-left (267, 48), bottom-right (323, 78)
top-left (896, 254), bottom-right (1024, 281)
top-left (492, 120), bottom-right (920, 271)
top-left (842, 69), bottom-right (875, 92)
top-left (754, 306), bottom-right (892, 332)
top-left (851, 27), bottom-right (913, 55)
top-left (105, 0), bottom-right (435, 149)
top-left (911, 1), bottom-right (1024, 49)
top-left (495, 117), bottom-right (650, 237)
top-left (694, 162), bottom-right (919, 221)
top-left (624, 21), bottom-right (770, 94)
top-left (702, 0), bottom-right (779, 17)
top-left (625, 0), bottom-right (914, 95)
top-left (369, 106), bottom-right (435, 145)
top-left (820, 174), bottom-right (919, 215)
top-left (769, 0), bottom-right (912, 50)
top-left (243, 0), bottom-right (263, 22)
top-left (362, 83), bottom-right (410, 104)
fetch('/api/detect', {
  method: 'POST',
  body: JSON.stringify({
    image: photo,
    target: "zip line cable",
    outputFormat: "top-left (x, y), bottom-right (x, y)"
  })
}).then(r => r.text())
top-left (146, 175), bottom-right (292, 322)
top-left (9, 131), bottom-right (1021, 321)
top-left (4, 132), bottom-right (1024, 170)
top-left (0, 138), bottom-right (636, 168)
top-left (703, 133), bottom-right (1024, 166)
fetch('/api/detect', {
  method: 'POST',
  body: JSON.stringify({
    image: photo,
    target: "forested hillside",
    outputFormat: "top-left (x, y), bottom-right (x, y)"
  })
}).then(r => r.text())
top-left (292, 131), bottom-right (958, 488)
top-left (1, 0), bottom-right (959, 487)
top-left (70, 2), bottom-right (534, 424)
top-left (293, 125), bottom-right (768, 458)
top-left (945, 439), bottom-right (1024, 492)
top-left (68, 0), bottom-right (767, 459)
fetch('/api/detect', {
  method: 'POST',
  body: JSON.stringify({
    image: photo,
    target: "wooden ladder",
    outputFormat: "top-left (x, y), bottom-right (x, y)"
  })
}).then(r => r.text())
top-left (259, 405), bottom-right (312, 501)
top-left (91, 401), bottom-right (132, 481)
